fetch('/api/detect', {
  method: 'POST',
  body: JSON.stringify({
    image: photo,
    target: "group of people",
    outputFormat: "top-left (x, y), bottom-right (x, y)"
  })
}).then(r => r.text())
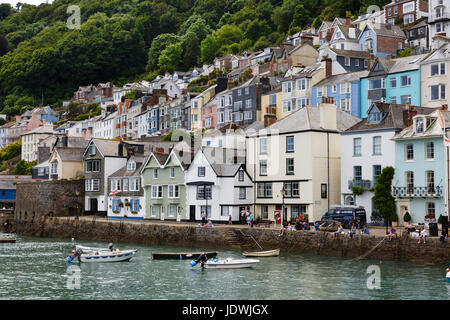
top-left (241, 208), bottom-right (254, 228)
top-left (404, 222), bottom-right (428, 243)
top-left (333, 221), bottom-right (370, 239)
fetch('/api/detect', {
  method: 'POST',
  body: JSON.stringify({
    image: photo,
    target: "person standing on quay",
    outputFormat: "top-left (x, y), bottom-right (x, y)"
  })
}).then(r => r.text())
top-left (250, 211), bottom-right (254, 228)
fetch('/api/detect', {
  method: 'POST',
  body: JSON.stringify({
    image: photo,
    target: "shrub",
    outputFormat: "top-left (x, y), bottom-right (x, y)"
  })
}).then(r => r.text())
top-left (438, 214), bottom-right (443, 224)
top-left (403, 211), bottom-right (411, 222)
top-left (352, 186), bottom-right (364, 195)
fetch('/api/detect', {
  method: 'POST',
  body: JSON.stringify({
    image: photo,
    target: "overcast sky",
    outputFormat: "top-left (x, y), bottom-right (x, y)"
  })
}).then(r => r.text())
top-left (1, 0), bottom-right (52, 7)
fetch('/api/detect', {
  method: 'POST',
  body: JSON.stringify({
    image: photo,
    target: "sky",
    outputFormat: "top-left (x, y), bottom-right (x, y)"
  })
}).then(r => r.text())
top-left (1, 0), bottom-right (52, 7)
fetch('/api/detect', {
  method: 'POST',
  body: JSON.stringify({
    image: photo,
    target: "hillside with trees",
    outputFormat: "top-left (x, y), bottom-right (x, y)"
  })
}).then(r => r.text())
top-left (0, 0), bottom-right (390, 114)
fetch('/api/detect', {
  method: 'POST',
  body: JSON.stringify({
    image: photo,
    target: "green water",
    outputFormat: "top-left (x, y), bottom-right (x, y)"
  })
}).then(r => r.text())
top-left (0, 234), bottom-right (449, 300)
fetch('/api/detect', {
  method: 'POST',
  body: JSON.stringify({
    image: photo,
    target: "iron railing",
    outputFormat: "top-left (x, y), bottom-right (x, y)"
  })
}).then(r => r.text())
top-left (392, 186), bottom-right (443, 197)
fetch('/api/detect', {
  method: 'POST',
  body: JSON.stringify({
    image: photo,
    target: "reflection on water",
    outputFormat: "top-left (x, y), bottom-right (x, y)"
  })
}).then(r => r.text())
top-left (0, 234), bottom-right (448, 300)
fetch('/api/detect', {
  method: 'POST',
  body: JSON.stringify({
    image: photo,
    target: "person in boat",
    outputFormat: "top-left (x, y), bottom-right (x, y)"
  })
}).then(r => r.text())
top-left (108, 243), bottom-right (114, 251)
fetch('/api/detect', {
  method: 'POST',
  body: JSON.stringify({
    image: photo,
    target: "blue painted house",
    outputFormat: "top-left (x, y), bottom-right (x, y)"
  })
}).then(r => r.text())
top-left (148, 105), bottom-right (159, 135)
top-left (358, 22), bottom-right (406, 58)
top-left (0, 180), bottom-right (17, 213)
top-left (360, 54), bottom-right (426, 118)
top-left (392, 109), bottom-right (446, 224)
top-left (311, 70), bottom-right (368, 118)
top-left (35, 106), bottom-right (60, 123)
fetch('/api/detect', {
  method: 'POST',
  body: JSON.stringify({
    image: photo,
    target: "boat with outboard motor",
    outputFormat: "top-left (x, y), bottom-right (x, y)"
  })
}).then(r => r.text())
top-left (152, 251), bottom-right (218, 260)
top-left (190, 253), bottom-right (259, 269)
top-left (67, 243), bottom-right (137, 263)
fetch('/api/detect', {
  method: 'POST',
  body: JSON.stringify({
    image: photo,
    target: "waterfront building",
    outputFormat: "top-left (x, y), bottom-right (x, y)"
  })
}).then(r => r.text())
top-left (48, 146), bottom-right (85, 180)
top-left (185, 147), bottom-right (253, 223)
top-left (419, 41), bottom-right (450, 108)
top-left (246, 103), bottom-right (360, 223)
top-left (141, 148), bottom-right (192, 221)
top-left (360, 54), bottom-right (426, 118)
top-left (341, 102), bottom-right (436, 220)
top-left (392, 108), bottom-right (448, 224)
top-left (0, 180), bottom-right (17, 214)
top-left (21, 123), bottom-right (63, 162)
top-left (311, 70), bottom-right (369, 118)
top-left (83, 139), bottom-right (128, 216)
top-left (107, 154), bottom-right (146, 220)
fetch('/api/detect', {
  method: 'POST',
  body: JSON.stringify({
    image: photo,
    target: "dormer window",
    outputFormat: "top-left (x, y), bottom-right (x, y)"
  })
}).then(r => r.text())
top-left (415, 117), bottom-right (424, 133)
top-left (127, 161), bottom-right (136, 171)
top-left (88, 145), bottom-right (96, 156)
top-left (368, 112), bottom-right (382, 124)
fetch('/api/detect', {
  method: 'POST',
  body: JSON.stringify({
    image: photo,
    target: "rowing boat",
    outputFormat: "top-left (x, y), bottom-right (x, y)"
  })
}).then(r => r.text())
top-left (202, 258), bottom-right (260, 269)
top-left (0, 238), bottom-right (15, 243)
top-left (242, 248), bottom-right (280, 257)
top-left (152, 251), bottom-right (218, 260)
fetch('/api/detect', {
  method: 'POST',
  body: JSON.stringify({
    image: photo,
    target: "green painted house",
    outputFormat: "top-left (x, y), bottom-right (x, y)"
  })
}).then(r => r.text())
top-left (141, 149), bottom-right (192, 221)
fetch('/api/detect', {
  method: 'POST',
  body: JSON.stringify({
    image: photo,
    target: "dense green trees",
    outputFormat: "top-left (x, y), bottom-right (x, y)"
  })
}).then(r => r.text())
top-left (0, 0), bottom-right (390, 113)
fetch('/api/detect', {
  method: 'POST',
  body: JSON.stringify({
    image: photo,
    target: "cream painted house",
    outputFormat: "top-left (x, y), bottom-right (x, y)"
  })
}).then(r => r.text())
top-left (21, 124), bottom-right (63, 162)
top-left (190, 85), bottom-right (217, 131)
top-left (246, 103), bottom-right (360, 223)
top-left (420, 41), bottom-right (450, 108)
top-left (48, 147), bottom-right (85, 180)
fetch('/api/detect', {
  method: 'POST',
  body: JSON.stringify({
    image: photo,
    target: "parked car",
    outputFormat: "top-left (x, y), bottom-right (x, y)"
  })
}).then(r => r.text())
top-left (320, 207), bottom-right (367, 228)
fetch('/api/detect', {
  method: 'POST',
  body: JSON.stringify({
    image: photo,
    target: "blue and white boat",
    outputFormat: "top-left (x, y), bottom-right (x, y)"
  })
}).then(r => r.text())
top-left (68, 244), bottom-right (137, 263)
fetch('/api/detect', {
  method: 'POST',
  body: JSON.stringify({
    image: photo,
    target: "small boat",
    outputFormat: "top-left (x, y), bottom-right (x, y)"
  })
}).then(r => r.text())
top-left (152, 251), bottom-right (218, 260)
top-left (79, 249), bottom-right (137, 263)
top-left (0, 238), bottom-right (15, 243)
top-left (201, 258), bottom-right (260, 269)
top-left (76, 245), bottom-right (112, 252)
top-left (242, 249), bottom-right (280, 257)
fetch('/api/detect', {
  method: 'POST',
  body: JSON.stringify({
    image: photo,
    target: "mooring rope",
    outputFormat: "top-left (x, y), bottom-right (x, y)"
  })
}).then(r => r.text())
top-left (354, 236), bottom-right (386, 261)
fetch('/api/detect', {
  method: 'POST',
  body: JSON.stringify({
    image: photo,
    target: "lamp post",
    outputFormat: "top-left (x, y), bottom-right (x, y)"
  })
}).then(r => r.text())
top-left (281, 186), bottom-right (286, 229)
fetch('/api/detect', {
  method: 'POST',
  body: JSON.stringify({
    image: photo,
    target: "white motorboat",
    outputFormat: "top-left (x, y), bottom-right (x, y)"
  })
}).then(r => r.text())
top-left (79, 249), bottom-right (137, 263)
top-left (192, 257), bottom-right (260, 269)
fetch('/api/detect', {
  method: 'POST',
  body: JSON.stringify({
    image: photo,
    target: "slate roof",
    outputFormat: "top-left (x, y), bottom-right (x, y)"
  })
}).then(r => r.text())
top-left (90, 139), bottom-right (123, 157)
top-left (110, 156), bottom-right (146, 178)
top-left (366, 22), bottom-right (406, 39)
top-left (314, 70), bottom-right (369, 87)
top-left (55, 147), bottom-right (85, 162)
top-left (330, 48), bottom-right (370, 58)
top-left (344, 102), bottom-right (437, 133)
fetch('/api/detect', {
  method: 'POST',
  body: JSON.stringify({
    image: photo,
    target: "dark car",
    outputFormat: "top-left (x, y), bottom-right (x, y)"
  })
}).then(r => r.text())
top-left (321, 207), bottom-right (367, 228)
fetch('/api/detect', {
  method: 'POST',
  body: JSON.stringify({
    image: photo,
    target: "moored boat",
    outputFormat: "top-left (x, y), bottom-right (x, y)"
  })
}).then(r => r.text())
top-left (152, 251), bottom-right (218, 260)
top-left (242, 249), bottom-right (280, 257)
top-left (79, 249), bottom-right (137, 263)
top-left (202, 258), bottom-right (260, 269)
top-left (0, 238), bottom-right (15, 243)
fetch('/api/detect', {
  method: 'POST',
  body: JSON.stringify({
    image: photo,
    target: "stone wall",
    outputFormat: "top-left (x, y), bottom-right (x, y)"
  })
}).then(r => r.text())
top-left (12, 217), bottom-right (450, 264)
top-left (15, 180), bottom-right (84, 222)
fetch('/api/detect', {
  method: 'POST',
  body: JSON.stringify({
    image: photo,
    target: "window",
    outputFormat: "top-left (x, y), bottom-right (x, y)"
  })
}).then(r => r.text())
top-left (400, 75), bottom-right (411, 86)
top-left (345, 57), bottom-right (350, 66)
top-left (245, 99), bottom-right (252, 109)
top-left (403, 13), bottom-right (414, 24)
top-left (238, 170), bottom-right (244, 181)
top-left (354, 166), bottom-right (362, 180)
top-left (427, 202), bottom-right (435, 215)
top-left (170, 167), bottom-right (175, 178)
top-left (430, 63), bottom-right (445, 76)
top-left (221, 206), bottom-right (229, 217)
top-left (269, 94), bottom-right (277, 105)
top-left (368, 112), bottom-right (382, 123)
top-left (369, 78), bottom-right (384, 89)
top-left (286, 158), bottom-right (294, 175)
top-left (283, 81), bottom-right (292, 93)
top-left (123, 178), bottom-right (128, 191)
top-left (317, 87), bottom-right (323, 97)
top-left (406, 143), bottom-right (414, 160)
top-left (127, 161), bottom-right (136, 171)
top-left (321, 184), bottom-right (327, 199)
top-left (168, 205), bottom-right (176, 218)
top-left (85, 179), bottom-right (100, 192)
top-left (153, 168), bottom-right (158, 179)
top-left (286, 136), bottom-right (294, 152)
top-left (244, 111), bottom-right (252, 120)
top-left (296, 78), bottom-right (309, 91)
top-left (426, 142), bottom-right (434, 160)
top-left (283, 182), bottom-right (299, 198)
top-left (436, 23), bottom-right (445, 33)
top-left (151, 206), bottom-right (158, 217)
top-left (88, 145), bottom-right (96, 156)
top-left (373, 165), bottom-right (382, 183)
top-left (257, 183), bottom-right (272, 198)
top-left (151, 185), bottom-right (162, 198)
top-left (85, 160), bottom-right (100, 172)
top-left (389, 77), bottom-right (397, 88)
top-left (218, 112), bottom-right (224, 123)
top-left (239, 187), bottom-right (246, 199)
top-left (260, 160), bottom-right (267, 176)
top-left (296, 97), bottom-right (309, 109)
top-left (168, 185), bottom-right (179, 198)
top-left (282, 100), bottom-right (292, 113)
top-left (129, 178), bottom-right (140, 191)
top-left (373, 136), bottom-right (382, 155)
top-left (401, 95), bottom-right (411, 104)
top-left (426, 171), bottom-right (435, 194)
top-left (198, 167), bottom-right (205, 177)
top-left (51, 162), bottom-right (57, 175)
top-left (197, 185), bottom-right (212, 200)
top-left (430, 84), bottom-right (446, 100)
top-left (390, 96), bottom-right (397, 104)
top-left (260, 138), bottom-right (267, 154)
top-left (233, 101), bottom-right (242, 111)
top-left (201, 206), bottom-right (211, 218)
top-left (353, 138), bottom-right (362, 156)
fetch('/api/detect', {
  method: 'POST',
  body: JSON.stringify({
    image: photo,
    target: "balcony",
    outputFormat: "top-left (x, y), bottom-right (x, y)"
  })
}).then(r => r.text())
top-left (428, 13), bottom-right (450, 23)
top-left (392, 186), bottom-right (443, 198)
top-left (368, 88), bottom-right (386, 100)
top-left (348, 179), bottom-right (372, 190)
top-left (266, 106), bottom-right (276, 115)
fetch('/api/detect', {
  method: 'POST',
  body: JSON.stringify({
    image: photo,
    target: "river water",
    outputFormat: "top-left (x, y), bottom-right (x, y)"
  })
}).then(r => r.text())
top-left (0, 234), bottom-right (448, 300)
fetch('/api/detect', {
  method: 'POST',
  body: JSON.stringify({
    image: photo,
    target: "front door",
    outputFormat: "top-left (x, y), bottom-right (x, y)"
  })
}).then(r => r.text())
top-left (189, 205), bottom-right (195, 222)
top-left (90, 198), bottom-right (98, 215)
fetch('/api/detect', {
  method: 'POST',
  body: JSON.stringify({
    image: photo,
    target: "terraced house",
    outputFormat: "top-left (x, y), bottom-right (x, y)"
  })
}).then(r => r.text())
top-left (141, 148), bottom-right (192, 221)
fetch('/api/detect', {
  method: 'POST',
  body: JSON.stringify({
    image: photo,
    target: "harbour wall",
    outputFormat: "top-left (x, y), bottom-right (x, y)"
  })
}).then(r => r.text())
top-left (12, 217), bottom-right (450, 264)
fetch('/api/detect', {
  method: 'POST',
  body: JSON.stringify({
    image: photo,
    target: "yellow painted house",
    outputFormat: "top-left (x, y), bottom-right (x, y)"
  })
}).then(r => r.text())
top-left (48, 147), bottom-right (85, 180)
top-left (260, 87), bottom-right (282, 122)
top-left (190, 85), bottom-right (217, 131)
